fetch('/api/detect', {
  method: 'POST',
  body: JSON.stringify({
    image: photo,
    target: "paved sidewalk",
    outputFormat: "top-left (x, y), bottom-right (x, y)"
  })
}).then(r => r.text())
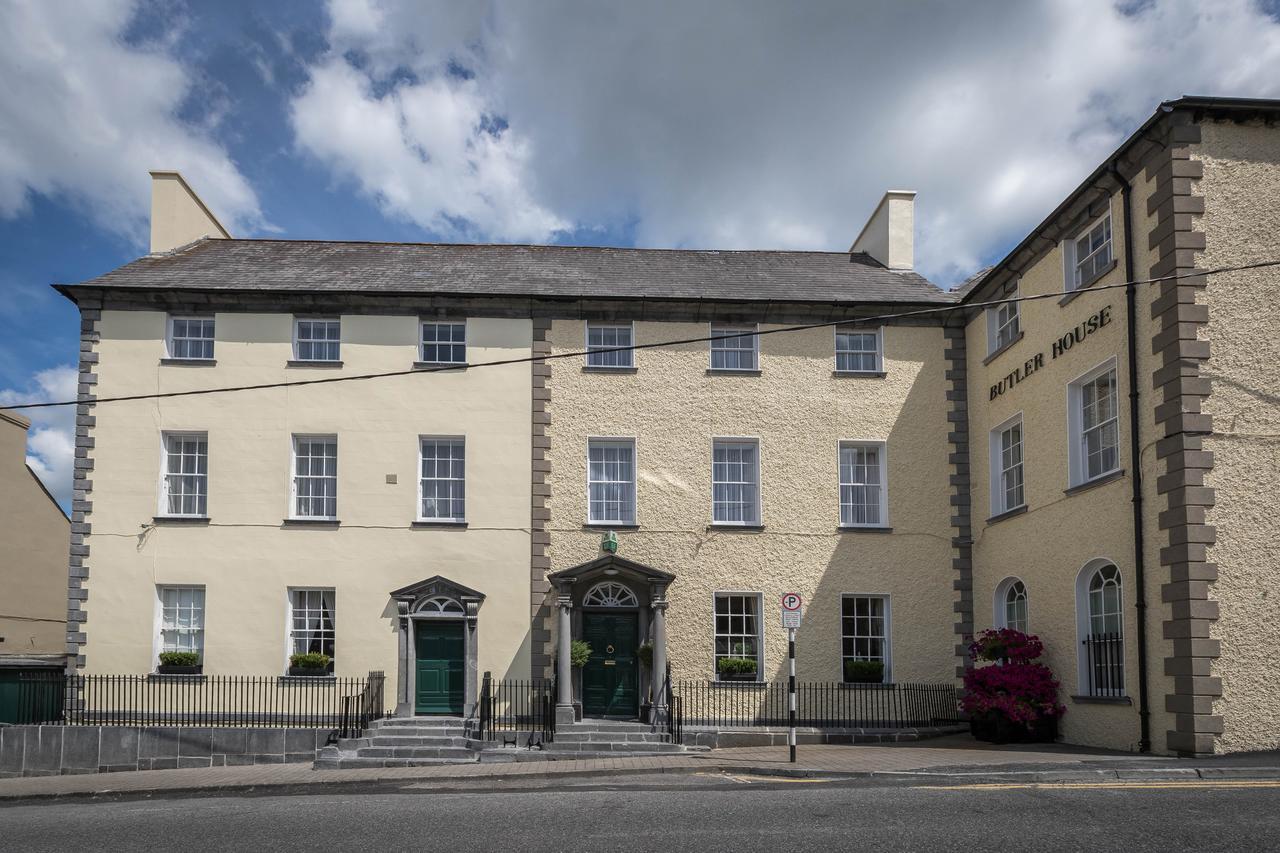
top-left (0, 735), bottom-right (1276, 801)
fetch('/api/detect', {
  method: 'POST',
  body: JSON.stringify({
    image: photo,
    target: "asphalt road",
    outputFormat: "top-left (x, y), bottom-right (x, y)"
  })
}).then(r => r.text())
top-left (2, 774), bottom-right (1279, 852)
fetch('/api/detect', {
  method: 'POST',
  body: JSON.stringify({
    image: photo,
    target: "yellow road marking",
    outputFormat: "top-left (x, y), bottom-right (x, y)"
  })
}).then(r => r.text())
top-left (917, 780), bottom-right (1280, 791)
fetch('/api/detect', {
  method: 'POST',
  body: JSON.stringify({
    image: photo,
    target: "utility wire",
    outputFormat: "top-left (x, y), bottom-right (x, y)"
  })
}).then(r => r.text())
top-left (5, 258), bottom-right (1279, 412)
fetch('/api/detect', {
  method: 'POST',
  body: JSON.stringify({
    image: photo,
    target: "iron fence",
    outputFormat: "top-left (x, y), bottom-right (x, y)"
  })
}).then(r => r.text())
top-left (672, 680), bottom-right (961, 729)
top-left (6, 671), bottom-right (387, 732)
top-left (476, 673), bottom-right (555, 745)
top-left (1082, 633), bottom-right (1126, 698)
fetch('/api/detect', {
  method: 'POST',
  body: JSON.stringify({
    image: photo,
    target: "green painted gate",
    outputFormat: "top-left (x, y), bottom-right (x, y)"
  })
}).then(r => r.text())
top-left (0, 669), bottom-right (63, 724)
top-left (415, 621), bottom-right (465, 715)
top-left (581, 612), bottom-right (639, 717)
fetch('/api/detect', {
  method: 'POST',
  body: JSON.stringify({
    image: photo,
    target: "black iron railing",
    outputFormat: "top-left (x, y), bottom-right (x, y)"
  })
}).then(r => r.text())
top-left (673, 680), bottom-right (961, 729)
top-left (663, 666), bottom-right (683, 744)
top-left (476, 672), bottom-right (555, 745)
top-left (10, 671), bottom-right (389, 730)
top-left (1082, 633), bottom-right (1126, 698)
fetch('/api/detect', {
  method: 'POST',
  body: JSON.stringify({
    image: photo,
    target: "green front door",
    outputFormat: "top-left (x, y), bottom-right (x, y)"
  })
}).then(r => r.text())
top-left (415, 620), bottom-right (464, 715)
top-left (581, 611), bottom-right (639, 717)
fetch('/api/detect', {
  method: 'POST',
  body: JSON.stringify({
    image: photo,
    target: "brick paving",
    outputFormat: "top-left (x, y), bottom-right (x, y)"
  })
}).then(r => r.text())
top-left (0, 735), bottom-right (1243, 800)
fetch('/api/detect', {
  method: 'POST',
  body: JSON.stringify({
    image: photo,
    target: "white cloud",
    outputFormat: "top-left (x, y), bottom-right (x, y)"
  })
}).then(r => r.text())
top-left (298, 0), bottom-right (1280, 284)
top-left (0, 366), bottom-right (78, 506)
top-left (0, 0), bottom-right (264, 244)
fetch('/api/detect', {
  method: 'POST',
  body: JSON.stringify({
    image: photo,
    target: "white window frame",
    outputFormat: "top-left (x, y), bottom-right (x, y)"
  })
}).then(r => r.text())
top-left (709, 323), bottom-right (759, 372)
top-left (1063, 205), bottom-right (1114, 293)
top-left (711, 437), bottom-right (761, 526)
top-left (166, 315), bottom-right (216, 360)
top-left (286, 587), bottom-right (336, 673)
top-left (989, 414), bottom-right (1025, 516)
top-left (418, 436), bottom-right (466, 523)
top-left (985, 287), bottom-right (1020, 355)
top-left (419, 319), bottom-right (467, 365)
top-left (838, 440), bottom-right (889, 528)
top-left (1067, 358), bottom-right (1121, 488)
top-left (290, 434), bottom-right (338, 520)
top-left (1074, 560), bottom-right (1126, 696)
top-left (586, 437), bottom-right (637, 525)
top-left (158, 431), bottom-right (209, 518)
top-left (712, 591), bottom-right (764, 682)
top-left (584, 322), bottom-right (636, 369)
top-left (154, 585), bottom-right (206, 668)
top-left (834, 326), bottom-right (883, 374)
top-left (292, 317), bottom-right (342, 362)
top-left (840, 594), bottom-right (891, 684)
top-left (994, 577), bottom-right (1029, 633)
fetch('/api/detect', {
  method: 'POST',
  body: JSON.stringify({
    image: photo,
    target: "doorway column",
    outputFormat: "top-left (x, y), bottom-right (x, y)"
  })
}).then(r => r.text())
top-left (555, 582), bottom-right (576, 726)
top-left (394, 601), bottom-right (412, 717)
top-left (649, 582), bottom-right (669, 726)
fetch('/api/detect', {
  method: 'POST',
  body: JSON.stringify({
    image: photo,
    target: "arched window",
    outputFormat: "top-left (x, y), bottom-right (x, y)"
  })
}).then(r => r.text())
top-left (1077, 562), bottom-right (1124, 697)
top-left (417, 596), bottom-right (464, 616)
top-left (583, 582), bottom-right (638, 608)
top-left (994, 578), bottom-right (1028, 633)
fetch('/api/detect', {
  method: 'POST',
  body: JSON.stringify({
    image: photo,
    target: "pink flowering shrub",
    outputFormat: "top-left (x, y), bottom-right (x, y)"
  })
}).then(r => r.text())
top-left (962, 629), bottom-right (1065, 729)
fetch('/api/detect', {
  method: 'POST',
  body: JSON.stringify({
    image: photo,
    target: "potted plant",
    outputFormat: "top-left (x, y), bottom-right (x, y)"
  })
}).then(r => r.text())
top-left (843, 659), bottom-right (885, 684)
top-left (963, 628), bottom-right (1065, 744)
top-left (568, 641), bottom-right (592, 720)
top-left (716, 656), bottom-right (758, 682)
top-left (156, 651), bottom-right (201, 675)
top-left (637, 642), bottom-right (653, 669)
top-left (288, 652), bottom-right (332, 677)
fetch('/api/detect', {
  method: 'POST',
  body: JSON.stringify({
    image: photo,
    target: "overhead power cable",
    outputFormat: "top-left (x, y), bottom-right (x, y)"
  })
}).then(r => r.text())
top-left (5, 258), bottom-right (1278, 412)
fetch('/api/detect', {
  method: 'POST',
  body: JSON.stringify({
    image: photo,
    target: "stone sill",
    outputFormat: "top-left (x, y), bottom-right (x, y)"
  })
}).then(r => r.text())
top-left (583, 523), bottom-right (639, 530)
top-left (282, 518), bottom-right (340, 527)
top-left (1071, 694), bottom-right (1132, 705)
top-left (832, 370), bottom-right (886, 379)
top-left (413, 361), bottom-right (467, 371)
top-left (152, 515), bottom-right (211, 525)
top-left (838, 525), bottom-right (893, 534)
top-left (286, 360), bottom-right (343, 368)
top-left (582, 365), bottom-right (638, 374)
top-left (706, 524), bottom-right (765, 532)
top-left (159, 358), bottom-right (217, 367)
top-left (985, 505), bottom-right (1028, 526)
top-left (411, 520), bottom-right (468, 528)
top-left (1059, 258), bottom-right (1119, 306)
top-left (1064, 468), bottom-right (1126, 497)
top-left (982, 330), bottom-right (1025, 366)
top-left (705, 368), bottom-right (762, 376)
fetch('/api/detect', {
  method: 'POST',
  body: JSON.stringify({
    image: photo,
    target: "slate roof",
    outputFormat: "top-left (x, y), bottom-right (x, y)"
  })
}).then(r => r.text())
top-left (62, 238), bottom-right (952, 305)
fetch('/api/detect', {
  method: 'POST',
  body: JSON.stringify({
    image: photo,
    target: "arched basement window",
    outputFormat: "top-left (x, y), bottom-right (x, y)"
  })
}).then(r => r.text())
top-left (583, 582), bottom-right (638, 608)
top-left (1001, 579), bottom-right (1028, 633)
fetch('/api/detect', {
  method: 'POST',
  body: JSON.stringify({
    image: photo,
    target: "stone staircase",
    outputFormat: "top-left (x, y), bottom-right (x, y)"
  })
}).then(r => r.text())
top-left (315, 717), bottom-right (700, 769)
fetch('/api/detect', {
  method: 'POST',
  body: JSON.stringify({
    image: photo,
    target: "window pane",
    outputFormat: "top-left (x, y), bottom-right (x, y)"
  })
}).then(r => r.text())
top-left (712, 442), bottom-right (758, 524)
top-left (713, 593), bottom-right (761, 677)
top-left (839, 445), bottom-right (882, 526)
top-left (710, 325), bottom-right (758, 371)
top-left (296, 320), bottom-right (341, 361)
top-left (835, 330), bottom-right (879, 372)
top-left (159, 586), bottom-right (205, 661)
top-left (420, 439), bottom-right (465, 520)
top-left (841, 596), bottom-right (888, 682)
top-left (290, 588), bottom-right (336, 664)
top-left (421, 322), bottom-right (467, 364)
top-left (294, 437), bottom-right (338, 518)
top-left (164, 434), bottom-right (208, 516)
top-left (585, 324), bottom-right (634, 368)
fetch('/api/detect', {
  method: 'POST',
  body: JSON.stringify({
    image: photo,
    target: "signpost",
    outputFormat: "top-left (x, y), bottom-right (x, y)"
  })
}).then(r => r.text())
top-left (780, 593), bottom-right (802, 763)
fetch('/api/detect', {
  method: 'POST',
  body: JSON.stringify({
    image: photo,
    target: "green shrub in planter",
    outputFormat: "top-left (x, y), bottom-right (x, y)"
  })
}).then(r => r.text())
top-left (569, 640), bottom-right (592, 669)
top-left (843, 659), bottom-right (885, 684)
top-left (717, 656), bottom-right (758, 679)
top-left (637, 643), bottom-right (653, 668)
top-left (158, 651), bottom-right (200, 667)
top-left (289, 652), bottom-right (332, 674)
top-left (156, 651), bottom-right (201, 674)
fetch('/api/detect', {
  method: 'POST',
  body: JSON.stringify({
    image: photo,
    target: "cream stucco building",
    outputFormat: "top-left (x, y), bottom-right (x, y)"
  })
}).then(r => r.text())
top-left (57, 96), bottom-right (1280, 756)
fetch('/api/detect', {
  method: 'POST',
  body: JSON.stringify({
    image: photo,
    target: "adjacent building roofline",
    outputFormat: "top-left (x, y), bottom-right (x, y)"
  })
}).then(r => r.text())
top-left (958, 95), bottom-right (1280, 304)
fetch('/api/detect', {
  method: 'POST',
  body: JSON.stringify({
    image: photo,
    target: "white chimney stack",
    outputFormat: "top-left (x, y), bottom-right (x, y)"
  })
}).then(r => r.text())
top-left (149, 170), bottom-right (230, 254)
top-left (850, 190), bottom-right (915, 270)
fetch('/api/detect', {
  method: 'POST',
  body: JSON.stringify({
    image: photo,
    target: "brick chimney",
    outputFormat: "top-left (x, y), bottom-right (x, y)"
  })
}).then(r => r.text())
top-left (851, 190), bottom-right (915, 270)
top-left (149, 171), bottom-right (230, 254)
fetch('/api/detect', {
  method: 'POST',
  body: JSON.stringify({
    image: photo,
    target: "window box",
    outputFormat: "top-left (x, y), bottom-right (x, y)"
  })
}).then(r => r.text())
top-left (716, 670), bottom-right (759, 682)
top-left (156, 664), bottom-right (202, 676)
top-left (287, 666), bottom-right (331, 678)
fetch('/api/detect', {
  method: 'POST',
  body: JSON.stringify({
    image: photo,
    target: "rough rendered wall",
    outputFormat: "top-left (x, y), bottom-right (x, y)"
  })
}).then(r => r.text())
top-left (544, 320), bottom-right (955, 685)
top-left (1196, 120), bottom-right (1280, 753)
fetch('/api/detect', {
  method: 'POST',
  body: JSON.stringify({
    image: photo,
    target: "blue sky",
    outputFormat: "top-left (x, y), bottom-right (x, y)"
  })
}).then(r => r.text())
top-left (3, 0), bottom-right (1280, 505)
